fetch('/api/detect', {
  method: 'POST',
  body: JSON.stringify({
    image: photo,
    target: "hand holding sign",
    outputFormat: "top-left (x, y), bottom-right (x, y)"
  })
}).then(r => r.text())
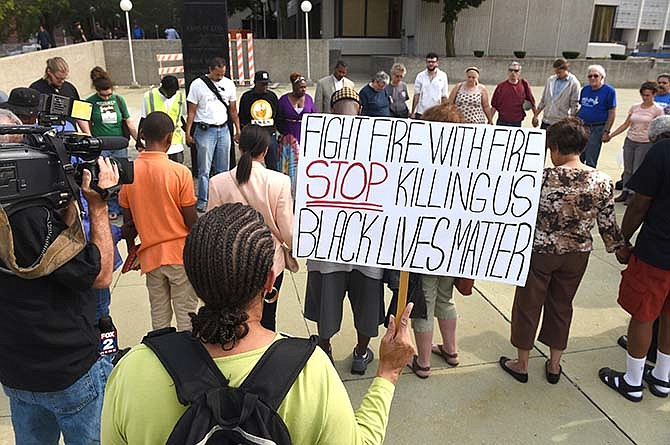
top-left (378, 302), bottom-right (415, 385)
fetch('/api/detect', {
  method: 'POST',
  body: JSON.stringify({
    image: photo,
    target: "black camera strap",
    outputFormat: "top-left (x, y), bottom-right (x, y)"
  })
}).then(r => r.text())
top-left (45, 134), bottom-right (85, 210)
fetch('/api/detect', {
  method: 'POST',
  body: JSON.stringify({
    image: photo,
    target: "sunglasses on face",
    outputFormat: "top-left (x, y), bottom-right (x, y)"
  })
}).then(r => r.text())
top-left (508, 69), bottom-right (520, 73)
top-left (587, 74), bottom-right (600, 79)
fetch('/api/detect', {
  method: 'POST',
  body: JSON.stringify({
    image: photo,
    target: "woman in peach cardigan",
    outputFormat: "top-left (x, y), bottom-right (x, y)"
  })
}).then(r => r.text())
top-left (208, 125), bottom-right (295, 331)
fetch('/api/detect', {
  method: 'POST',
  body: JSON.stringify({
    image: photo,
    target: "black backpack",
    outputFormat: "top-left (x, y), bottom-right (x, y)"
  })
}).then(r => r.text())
top-left (142, 328), bottom-right (318, 445)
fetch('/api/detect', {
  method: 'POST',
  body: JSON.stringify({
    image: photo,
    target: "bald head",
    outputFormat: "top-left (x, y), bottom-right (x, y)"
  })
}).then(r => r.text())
top-left (0, 109), bottom-right (23, 143)
top-left (331, 99), bottom-right (360, 116)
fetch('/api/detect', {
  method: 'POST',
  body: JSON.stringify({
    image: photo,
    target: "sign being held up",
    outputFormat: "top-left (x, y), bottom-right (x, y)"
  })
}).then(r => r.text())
top-left (292, 114), bottom-right (546, 286)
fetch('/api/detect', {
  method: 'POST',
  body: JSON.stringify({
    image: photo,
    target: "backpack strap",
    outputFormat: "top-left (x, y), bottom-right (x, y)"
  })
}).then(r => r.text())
top-left (240, 335), bottom-right (319, 410)
top-left (142, 328), bottom-right (230, 405)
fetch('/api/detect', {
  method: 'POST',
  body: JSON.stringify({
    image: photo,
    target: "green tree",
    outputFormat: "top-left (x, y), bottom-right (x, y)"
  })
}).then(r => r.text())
top-left (422, 0), bottom-right (484, 56)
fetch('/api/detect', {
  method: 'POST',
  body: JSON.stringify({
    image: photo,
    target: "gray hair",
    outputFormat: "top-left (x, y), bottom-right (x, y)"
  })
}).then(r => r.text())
top-left (587, 64), bottom-right (606, 79)
top-left (372, 71), bottom-right (390, 84)
top-left (648, 115), bottom-right (670, 141)
top-left (0, 109), bottom-right (23, 143)
top-left (390, 63), bottom-right (406, 77)
top-left (509, 61), bottom-right (522, 70)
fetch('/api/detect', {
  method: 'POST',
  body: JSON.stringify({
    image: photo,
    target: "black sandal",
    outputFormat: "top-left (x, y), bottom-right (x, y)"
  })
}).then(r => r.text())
top-left (407, 355), bottom-right (431, 379)
top-left (598, 367), bottom-right (643, 402)
top-left (545, 360), bottom-right (561, 385)
top-left (499, 356), bottom-right (528, 383)
top-left (643, 367), bottom-right (670, 398)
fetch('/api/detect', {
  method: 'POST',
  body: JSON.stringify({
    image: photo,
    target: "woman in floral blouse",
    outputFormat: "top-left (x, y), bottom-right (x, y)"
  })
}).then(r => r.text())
top-left (500, 117), bottom-right (627, 384)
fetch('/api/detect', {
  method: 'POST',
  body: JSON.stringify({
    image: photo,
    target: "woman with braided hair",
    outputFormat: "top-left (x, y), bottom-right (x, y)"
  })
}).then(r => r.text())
top-left (102, 203), bottom-right (416, 444)
top-left (207, 124), bottom-right (294, 331)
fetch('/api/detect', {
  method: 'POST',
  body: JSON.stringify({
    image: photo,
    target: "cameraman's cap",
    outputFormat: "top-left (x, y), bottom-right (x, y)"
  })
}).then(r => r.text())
top-left (254, 71), bottom-right (271, 84)
top-left (330, 87), bottom-right (359, 107)
top-left (0, 88), bottom-right (40, 117)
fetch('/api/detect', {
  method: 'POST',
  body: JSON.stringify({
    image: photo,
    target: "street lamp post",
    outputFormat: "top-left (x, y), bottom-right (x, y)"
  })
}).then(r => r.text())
top-left (300, 1), bottom-right (312, 81)
top-left (261, 0), bottom-right (267, 38)
top-left (119, 0), bottom-right (139, 87)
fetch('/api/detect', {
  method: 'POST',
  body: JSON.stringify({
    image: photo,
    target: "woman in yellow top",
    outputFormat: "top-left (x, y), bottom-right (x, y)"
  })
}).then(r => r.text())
top-left (101, 203), bottom-right (415, 445)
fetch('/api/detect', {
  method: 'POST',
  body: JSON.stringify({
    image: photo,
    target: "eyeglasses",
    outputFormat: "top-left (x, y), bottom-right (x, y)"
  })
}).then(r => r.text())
top-left (50, 72), bottom-right (68, 81)
top-left (98, 92), bottom-right (113, 98)
top-left (587, 74), bottom-right (601, 79)
top-left (508, 69), bottom-right (520, 73)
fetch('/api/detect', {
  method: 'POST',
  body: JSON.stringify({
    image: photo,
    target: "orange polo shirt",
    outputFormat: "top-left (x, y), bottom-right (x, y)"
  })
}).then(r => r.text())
top-left (119, 151), bottom-right (196, 273)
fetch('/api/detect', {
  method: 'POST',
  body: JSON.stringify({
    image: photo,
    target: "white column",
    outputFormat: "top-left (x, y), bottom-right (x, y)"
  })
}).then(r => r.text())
top-left (521, 0), bottom-right (530, 51)
top-left (486, 0), bottom-right (495, 55)
top-left (555, 0), bottom-right (565, 56)
top-left (658, 0), bottom-right (670, 49)
top-left (633, 0), bottom-right (646, 50)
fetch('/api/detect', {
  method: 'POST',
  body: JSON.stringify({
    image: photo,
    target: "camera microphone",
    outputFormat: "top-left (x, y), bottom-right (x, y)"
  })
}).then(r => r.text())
top-left (67, 136), bottom-right (129, 151)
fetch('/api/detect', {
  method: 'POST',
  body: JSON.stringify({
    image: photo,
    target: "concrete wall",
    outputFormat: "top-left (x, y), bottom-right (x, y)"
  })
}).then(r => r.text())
top-left (103, 40), bottom-right (182, 87)
top-left (411, 0), bottom-right (596, 58)
top-left (388, 56), bottom-right (670, 88)
top-left (104, 39), bottom-right (329, 86)
top-left (0, 41), bottom-right (105, 94)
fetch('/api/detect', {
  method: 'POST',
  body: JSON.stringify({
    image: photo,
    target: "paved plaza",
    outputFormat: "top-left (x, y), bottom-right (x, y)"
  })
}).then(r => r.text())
top-left (1, 79), bottom-right (668, 444)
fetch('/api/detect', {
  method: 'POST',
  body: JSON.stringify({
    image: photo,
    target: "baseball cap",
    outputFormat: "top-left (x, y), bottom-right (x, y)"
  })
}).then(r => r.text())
top-left (330, 87), bottom-right (360, 107)
top-left (0, 87), bottom-right (41, 117)
top-left (254, 71), bottom-right (271, 84)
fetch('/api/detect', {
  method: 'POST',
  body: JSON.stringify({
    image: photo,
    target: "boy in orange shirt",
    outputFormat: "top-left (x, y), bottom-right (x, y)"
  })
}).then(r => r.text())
top-left (120, 111), bottom-right (198, 331)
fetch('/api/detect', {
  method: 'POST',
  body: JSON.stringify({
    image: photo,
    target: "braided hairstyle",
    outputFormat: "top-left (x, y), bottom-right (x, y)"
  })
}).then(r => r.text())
top-left (184, 203), bottom-right (275, 350)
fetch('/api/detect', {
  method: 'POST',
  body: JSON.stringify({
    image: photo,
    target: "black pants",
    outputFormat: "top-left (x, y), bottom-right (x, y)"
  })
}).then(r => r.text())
top-left (261, 272), bottom-right (284, 331)
top-left (168, 151), bottom-right (184, 164)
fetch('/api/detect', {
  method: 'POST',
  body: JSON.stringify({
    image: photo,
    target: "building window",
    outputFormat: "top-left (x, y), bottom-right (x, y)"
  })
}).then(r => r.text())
top-left (590, 5), bottom-right (617, 42)
top-left (335, 0), bottom-right (402, 37)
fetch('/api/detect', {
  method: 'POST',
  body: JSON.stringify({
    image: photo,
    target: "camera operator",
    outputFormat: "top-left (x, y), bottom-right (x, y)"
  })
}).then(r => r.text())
top-left (29, 57), bottom-right (91, 134)
top-left (0, 111), bottom-right (119, 443)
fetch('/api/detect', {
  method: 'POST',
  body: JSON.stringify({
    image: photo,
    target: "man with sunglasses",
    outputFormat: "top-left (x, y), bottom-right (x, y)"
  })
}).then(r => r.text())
top-left (491, 61), bottom-right (536, 127)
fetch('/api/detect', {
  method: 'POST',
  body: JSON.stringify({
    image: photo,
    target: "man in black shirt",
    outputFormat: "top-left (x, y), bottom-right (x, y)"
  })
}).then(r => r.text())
top-left (29, 56), bottom-right (90, 134)
top-left (238, 70), bottom-right (279, 171)
top-left (599, 117), bottom-right (670, 402)
top-left (0, 124), bottom-right (117, 443)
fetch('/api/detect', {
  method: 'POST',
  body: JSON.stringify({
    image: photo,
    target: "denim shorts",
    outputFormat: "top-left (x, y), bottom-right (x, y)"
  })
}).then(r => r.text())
top-left (3, 358), bottom-right (113, 445)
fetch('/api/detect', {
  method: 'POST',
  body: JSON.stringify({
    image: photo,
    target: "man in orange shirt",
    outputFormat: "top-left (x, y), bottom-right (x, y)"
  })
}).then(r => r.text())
top-left (120, 112), bottom-right (198, 331)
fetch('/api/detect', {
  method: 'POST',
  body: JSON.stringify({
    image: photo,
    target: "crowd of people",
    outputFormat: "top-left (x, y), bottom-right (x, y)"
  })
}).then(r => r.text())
top-left (0, 51), bottom-right (668, 444)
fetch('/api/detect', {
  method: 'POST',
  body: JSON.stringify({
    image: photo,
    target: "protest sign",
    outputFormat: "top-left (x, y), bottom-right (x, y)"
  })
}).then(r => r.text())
top-left (293, 114), bottom-right (545, 286)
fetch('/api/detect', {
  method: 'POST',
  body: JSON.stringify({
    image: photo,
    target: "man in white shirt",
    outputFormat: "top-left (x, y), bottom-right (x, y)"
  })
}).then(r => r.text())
top-left (185, 57), bottom-right (241, 212)
top-left (314, 60), bottom-right (355, 113)
top-left (140, 76), bottom-right (186, 163)
top-left (410, 52), bottom-right (449, 119)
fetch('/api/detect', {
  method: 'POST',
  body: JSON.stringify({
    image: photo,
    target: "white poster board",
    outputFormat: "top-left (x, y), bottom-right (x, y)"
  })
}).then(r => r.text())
top-left (293, 114), bottom-right (546, 286)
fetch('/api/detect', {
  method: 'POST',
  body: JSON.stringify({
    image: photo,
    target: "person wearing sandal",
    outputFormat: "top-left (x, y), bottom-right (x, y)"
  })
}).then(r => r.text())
top-left (404, 103), bottom-right (464, 379)
top-left (500, 117), bottom-right (627, 384)
top-left (599, 120), bottom-right (670, 402)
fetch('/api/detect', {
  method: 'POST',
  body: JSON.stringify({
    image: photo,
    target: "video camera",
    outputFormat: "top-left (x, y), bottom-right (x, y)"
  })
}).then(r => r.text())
top-left (0, 126), bottom-right (133, 215)
top-left (37, 93), bottom-right (93, 128)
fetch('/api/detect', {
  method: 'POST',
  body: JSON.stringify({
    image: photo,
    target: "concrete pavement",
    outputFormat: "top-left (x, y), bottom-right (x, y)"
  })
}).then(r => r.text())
top-left (1, 80), bottom-right (668, 445)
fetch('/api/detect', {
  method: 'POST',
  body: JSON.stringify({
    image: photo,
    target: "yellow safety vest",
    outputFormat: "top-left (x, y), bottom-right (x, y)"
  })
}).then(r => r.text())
top-left (144, 88), bottom-right (185, 145)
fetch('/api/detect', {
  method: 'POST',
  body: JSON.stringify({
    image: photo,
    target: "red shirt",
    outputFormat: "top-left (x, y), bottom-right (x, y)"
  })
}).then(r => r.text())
top-left (491, 79), bottom-right (535, 123)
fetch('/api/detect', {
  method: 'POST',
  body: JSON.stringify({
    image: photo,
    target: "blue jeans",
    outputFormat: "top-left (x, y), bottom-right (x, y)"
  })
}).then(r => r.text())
top-left (3, 358), bottom-right (113, 445)
top-left (194, 125), bottom-right (231, 209)
top-left (101, 148), bottom-right (128, 217)
top-left (497, 120), bottom-right (522, 127)
top-left (95, 288), bottom-right (111, 323)
top-left (264, 132), bottom-right (279, 171)
top-left (580, 124), bottom-right (605, 168)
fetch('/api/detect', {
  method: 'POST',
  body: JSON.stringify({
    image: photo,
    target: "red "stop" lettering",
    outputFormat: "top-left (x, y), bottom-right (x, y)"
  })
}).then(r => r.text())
top-left (305, 160), bottom-right (388, 202)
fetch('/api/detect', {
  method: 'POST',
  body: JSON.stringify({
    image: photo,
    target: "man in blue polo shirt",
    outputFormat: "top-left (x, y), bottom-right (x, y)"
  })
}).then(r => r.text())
top-left (654, 74), bottom-right (670, 108)
top-left (577, 64), bottom-right (617, 168)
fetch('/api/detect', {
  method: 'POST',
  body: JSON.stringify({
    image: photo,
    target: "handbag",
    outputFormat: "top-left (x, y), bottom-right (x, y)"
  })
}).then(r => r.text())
top-left (228, 172), bottom-right (299, 273)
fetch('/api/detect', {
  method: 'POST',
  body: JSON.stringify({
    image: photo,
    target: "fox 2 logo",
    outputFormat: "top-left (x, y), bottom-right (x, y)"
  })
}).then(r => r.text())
top-left (100, 330), bottom-right (118, 355)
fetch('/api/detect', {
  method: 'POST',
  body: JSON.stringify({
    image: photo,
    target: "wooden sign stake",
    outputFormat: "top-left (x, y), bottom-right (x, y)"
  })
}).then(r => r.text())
top-left (396, 271), bottom-right (409, 332)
